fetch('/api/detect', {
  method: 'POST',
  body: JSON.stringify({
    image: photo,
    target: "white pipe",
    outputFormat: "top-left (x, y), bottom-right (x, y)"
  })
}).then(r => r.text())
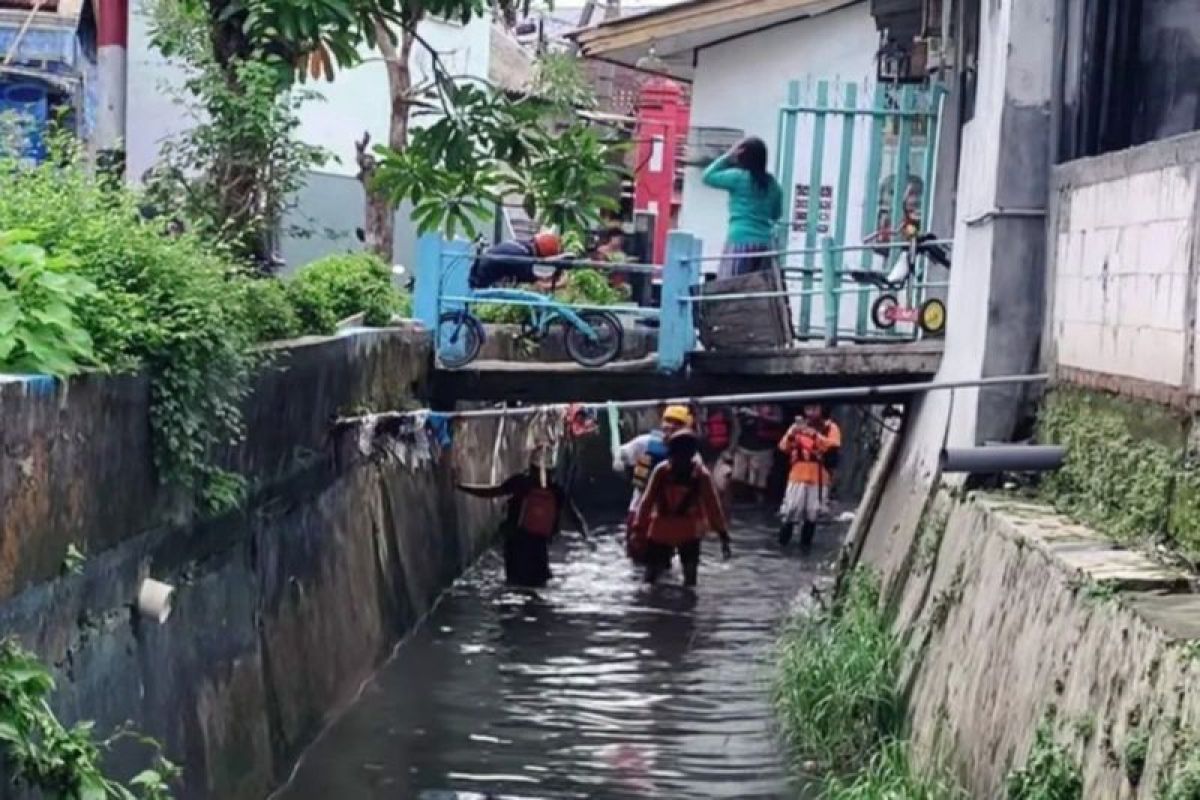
top-left (334, 373), bottom-right (1049, 426)
top-left (137, 578), bottom-right (175, 624)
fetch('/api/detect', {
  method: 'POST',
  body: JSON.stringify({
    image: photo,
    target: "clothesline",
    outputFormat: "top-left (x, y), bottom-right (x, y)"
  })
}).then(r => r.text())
top-left (331, 373), bottom-right (1048, 428)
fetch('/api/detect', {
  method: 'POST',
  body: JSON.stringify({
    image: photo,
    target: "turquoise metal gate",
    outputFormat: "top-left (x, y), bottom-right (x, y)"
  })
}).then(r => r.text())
top-left (775, 79), bottom-right (947, 340)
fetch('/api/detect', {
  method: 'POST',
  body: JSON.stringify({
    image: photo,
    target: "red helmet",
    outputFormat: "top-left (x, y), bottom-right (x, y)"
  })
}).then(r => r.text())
top-left (532, 231), bottom-right (562, 258)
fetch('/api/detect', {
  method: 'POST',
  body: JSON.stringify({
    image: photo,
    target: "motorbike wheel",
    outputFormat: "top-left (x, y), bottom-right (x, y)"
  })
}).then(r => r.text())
top-left (564, 310), bottom-right (624, 368)
top-left (871, 294), bottom-right (899, 330)
top-left (436, 311), bottom-right (484, 368)
top-left (919, 298), bottom-right (947, 336)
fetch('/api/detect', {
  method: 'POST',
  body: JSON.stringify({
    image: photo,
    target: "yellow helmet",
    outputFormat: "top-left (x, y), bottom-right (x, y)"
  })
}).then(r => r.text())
top-left (662, 405), bottom-right (693, 427)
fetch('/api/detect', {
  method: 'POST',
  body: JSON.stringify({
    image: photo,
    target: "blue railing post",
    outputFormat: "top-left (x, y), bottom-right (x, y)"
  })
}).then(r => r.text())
top-left (822, 236), bottom-right (838, 347)
top-left (414, 233), bottom-right (444, 330)
top-left (658, 231), bottom-right (700, 372)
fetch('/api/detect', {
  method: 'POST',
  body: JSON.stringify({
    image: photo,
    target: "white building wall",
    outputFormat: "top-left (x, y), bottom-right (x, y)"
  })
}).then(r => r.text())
top-left (679, 4), bottom-right (878, 262)
top-left (125, 5), bottom-right (492, 269)
top-left (127, 7), bottom-right (490, 179)
top-left (1048, 148), bottom-right (1200, 393)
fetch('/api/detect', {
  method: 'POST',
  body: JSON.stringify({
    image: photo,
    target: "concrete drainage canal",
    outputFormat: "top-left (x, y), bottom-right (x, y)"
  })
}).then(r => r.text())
top-left (272, 513), bottom-right (835, 800)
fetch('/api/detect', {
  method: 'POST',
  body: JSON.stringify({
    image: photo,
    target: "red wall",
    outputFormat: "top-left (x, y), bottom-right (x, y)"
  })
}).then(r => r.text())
top-left (633, 79), bottom-right (690, 264)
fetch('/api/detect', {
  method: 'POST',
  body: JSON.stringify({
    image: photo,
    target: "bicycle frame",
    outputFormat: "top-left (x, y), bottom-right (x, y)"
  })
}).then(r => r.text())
top-left (468, 287), bottom-right (604, 341)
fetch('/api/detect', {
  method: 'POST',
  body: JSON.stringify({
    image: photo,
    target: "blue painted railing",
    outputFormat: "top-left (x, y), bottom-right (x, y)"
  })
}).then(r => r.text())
top-left (413, 231), bottom-right (948, 373)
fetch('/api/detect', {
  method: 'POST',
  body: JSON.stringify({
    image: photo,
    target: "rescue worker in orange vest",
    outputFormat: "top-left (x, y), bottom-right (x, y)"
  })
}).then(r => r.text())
top-left (634, 430), bottom-right (732, 588)
top-left (777, 404), bottom-right (842, 552)
top-left (458, 448), bottom-right (589, 587)
top-left (614, 405), bottom-right (694, 562)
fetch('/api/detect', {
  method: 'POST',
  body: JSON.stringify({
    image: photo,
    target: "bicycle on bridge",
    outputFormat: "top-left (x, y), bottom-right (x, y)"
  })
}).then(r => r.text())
top-left (848, 222), bottom-right (950, 336)
top-left (436, 235), bottom-right (627, 369)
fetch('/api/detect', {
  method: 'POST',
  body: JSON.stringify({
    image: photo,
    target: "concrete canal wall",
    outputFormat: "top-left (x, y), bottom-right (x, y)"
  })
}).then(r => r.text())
top-left (0, 328), bottom-right (530, 799)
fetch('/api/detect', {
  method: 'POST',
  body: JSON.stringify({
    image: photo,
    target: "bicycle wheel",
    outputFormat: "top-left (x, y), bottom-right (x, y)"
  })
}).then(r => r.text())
top-left (437, 311), bottom-right (484, 368)
top-left (871, 294), bottom-right (899, 330)
top-left (919, 298), bottom-right (947, 336)
top-left (564, 310), bottom-right (624, 368)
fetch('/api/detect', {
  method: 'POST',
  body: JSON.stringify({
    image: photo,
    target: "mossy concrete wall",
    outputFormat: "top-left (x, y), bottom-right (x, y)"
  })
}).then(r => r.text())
top-left (891, 493), bottom-right (1200, 799)
top-left (0, 328), bottom-right (529, 799)
top-left (1038, 386), bottom-right (1200, 560)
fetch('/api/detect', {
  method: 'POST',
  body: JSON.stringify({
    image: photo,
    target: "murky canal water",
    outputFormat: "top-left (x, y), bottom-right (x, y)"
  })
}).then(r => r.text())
top-left (274, 511), bottom-right (834, 800)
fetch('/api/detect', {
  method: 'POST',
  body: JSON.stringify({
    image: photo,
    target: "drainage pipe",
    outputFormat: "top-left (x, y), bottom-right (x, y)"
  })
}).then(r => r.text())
top-left (939, 445), bottom-right (1066, 474)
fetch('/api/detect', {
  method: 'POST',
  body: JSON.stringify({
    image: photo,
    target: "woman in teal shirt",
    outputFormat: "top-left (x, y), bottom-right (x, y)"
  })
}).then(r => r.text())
top-left (702, 137), bottom-right (784, 279)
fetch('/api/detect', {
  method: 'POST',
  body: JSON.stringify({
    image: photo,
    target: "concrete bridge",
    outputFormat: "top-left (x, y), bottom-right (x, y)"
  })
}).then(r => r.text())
top-left (415, 232), bottom-right (947, 405)
top-left (432, 340), bottom-right (944, 403)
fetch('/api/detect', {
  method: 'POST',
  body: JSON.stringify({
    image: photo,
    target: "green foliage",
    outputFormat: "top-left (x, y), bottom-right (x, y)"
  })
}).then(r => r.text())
top-left (372, 82), bottom-right (622, 240)
top-left (823, 739), bottom-right (968, 800)
top-left (1005, 717), bottom-right (1083, 800)
top-left (0, 639), bottom-right (178, 799)
top-left (474, 267), bottom-right (628, 326)
top-left (531, 51), bottom-right (597, 109)
top-left (287, 253), bottom-right (408, 335)
top-left (1126, 728), bottom-right (1150, 787)
top-left (0, 135), bottom-right (256, 509)
top-left (1161, 744), bottom-right (1200, 800)
top-left (237, 274), bottom-right (303, 342)
top-left (773, 569), bottom-right (903, 771)
top-left (146, 3), bottom-right (328, 264)
top-left (1038, 389), bottom-right (1200, 558)
top-left (0, 231), bottom-right (98, 376)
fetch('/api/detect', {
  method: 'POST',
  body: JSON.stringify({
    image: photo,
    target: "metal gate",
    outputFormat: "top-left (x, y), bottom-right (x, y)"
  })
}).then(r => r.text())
top-left (775, 79), bottom-right (947, 340)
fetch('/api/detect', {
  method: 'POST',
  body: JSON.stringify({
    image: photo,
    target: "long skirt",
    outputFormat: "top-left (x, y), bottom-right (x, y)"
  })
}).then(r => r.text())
top-left (718, 241), bottom-right (777, 280)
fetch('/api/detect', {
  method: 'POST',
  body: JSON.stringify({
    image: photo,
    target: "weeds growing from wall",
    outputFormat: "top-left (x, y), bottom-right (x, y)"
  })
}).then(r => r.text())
top-left (1005, 716), bottom-right (1083, 800)
top-left (1038, 388), bottom-right (1200, 560)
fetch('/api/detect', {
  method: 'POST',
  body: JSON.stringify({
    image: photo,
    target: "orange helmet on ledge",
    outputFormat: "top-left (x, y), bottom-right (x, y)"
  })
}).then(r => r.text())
top-left (532, 231), bottom-right (562, 258)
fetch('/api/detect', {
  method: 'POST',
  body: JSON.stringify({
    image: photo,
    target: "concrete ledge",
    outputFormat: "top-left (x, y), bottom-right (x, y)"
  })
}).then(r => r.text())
top-left (1053, 128), bottom-right (1200, 189)
top-left (981, 496), bottom-right (1193, 596)
top-left (690, 341), bottom-right (943, 377)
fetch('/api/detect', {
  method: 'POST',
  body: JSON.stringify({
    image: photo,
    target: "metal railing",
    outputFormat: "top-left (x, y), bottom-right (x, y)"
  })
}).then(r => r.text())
top-left (413, 231), bottom-right (951, 371)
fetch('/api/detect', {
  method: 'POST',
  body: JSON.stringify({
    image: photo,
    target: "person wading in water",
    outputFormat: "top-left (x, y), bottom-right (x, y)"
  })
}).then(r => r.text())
top-left (614, 405), bottom-right (694, 563)
top-left (634, 430), bottom-right (731, 589)
top-left (458, 448), bottom-right (589, 587)
top-left (777, 404), bottom-right (842, 552)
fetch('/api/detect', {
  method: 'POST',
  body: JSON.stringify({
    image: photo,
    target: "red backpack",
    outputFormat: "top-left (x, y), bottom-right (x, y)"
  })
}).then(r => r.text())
top-left (704, 409), bottom-right (732, 451)
top-left (518, 485), bottom-right (560, 538)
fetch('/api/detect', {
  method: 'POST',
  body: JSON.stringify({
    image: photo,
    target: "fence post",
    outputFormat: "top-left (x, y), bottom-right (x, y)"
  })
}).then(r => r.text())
top-left (822, 236), bottom-right (838, 347)
top-left (413, 233), bottom-right (444, 331)
top-left (658, 231), bottom-right (700, 372)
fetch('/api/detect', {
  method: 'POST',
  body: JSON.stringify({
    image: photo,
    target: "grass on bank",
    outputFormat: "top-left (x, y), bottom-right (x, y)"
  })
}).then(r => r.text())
top-left (773, 569), bottom-right (966, 798)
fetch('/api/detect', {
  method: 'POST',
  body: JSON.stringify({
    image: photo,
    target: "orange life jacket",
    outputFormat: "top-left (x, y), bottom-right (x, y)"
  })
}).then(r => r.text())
top-left (631, 431), bottom-right (668, 490)
top-left (518, 486), bottom-right (559, 538)
top-left (704, 409), bottom-right (731, 451)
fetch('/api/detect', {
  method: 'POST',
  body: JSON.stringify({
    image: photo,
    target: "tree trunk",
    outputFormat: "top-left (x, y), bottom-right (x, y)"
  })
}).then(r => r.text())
top-left (357, 20), bottom-right (417, 262)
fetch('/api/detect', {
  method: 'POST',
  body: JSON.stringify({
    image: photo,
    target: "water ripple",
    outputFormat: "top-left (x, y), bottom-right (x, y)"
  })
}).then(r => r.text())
top-left (273, 512), bottom-right (836, 800)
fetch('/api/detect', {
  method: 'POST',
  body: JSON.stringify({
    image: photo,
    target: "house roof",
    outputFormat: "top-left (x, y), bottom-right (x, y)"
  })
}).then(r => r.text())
top-left (569, 0), bottom-right (865, 79)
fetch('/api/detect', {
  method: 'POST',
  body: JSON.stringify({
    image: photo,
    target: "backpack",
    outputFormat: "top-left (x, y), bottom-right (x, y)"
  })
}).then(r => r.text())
top-left (704, 408), bottom-right (732, 451)
top-left (518, 485), bottom-right (560, 538)
top-left (631, 431), bottom-right (668, 490)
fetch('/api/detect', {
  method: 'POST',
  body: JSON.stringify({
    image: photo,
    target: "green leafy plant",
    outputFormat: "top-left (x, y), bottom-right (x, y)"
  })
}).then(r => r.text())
top-left (1005, 717), bottom-right (1083, 800)
top-left (823, 739), bottom-right (968, 800)
top-left (1161, 741), bottom-right (1200, 800)
top-left (237, 274), bottom-right (303, 343)
top-left (773, 568), bottom-right (903, 771)
top-left (0, 230), bottom-right (98, 376)
top-left (0, 133), bottom-right (256, 510)
top-left (1126, 728), bottom-right (1150, 787)
top-left (0, 638), bottom-right (179, 799)
top-left (287, 253), bottom-right (409, 335)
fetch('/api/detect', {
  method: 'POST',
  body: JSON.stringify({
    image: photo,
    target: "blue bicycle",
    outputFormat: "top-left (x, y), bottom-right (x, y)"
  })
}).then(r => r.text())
top-left (437, 286), bottom-right (625, 369)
